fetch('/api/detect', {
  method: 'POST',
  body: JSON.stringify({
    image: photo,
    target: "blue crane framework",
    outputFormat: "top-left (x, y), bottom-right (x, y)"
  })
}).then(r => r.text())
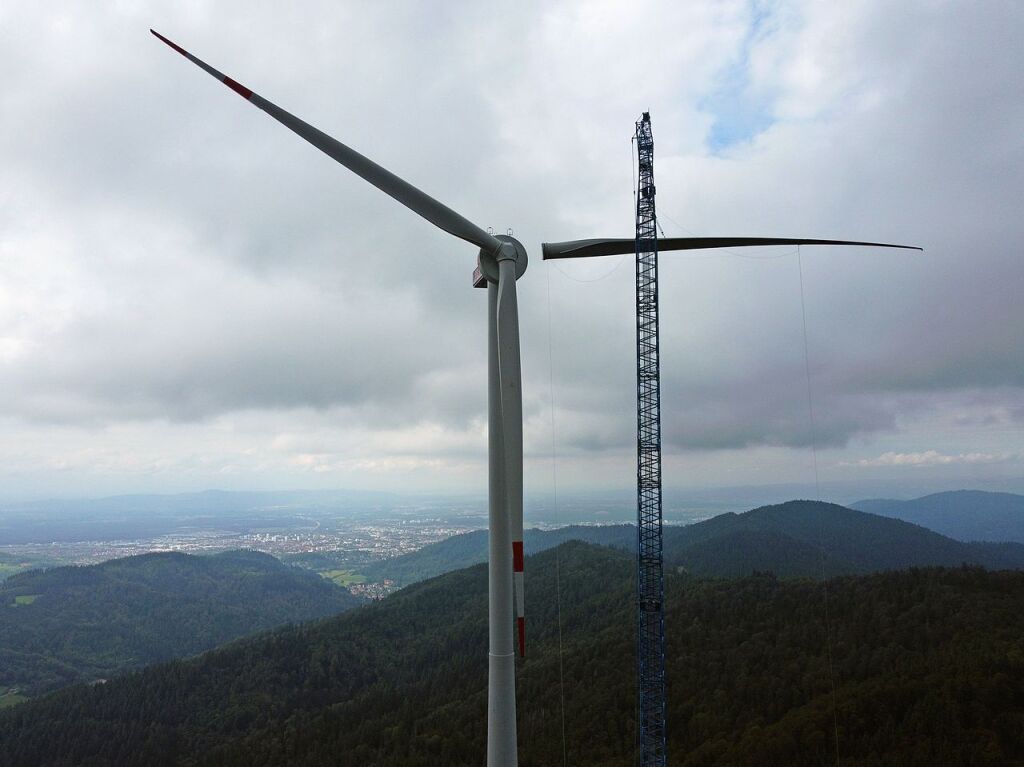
top-left (538, 111), bottom-right (919, 767)
top-left (626, 112), bottom-right (919, 766)
top-left (634, 111), bottom-right (666, 767)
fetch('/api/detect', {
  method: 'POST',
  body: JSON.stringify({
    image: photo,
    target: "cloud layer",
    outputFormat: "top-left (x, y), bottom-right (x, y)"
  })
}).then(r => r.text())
top-left (1, 1), bottom-right (1022, 497)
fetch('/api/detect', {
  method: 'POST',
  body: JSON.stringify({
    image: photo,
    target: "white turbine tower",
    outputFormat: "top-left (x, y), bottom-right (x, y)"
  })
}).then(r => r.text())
top-left (151, 30), bottom-right (526, 766)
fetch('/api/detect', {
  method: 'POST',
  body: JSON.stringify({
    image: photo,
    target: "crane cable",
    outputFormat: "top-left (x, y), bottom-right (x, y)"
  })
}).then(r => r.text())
top-left (545, 255), bottom-right (569, 767)
top-left (797, 246), bottom-right (842, 767)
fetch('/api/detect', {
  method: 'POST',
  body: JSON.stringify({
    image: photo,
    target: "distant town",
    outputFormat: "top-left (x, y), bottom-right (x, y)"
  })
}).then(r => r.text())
top-left (0, 514), bottom-right (481, 597)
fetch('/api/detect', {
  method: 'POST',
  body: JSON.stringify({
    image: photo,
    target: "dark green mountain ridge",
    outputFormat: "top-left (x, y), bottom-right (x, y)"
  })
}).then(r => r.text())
top-left (0, 549), bottom-right (362, 696)
top-left (2, 541), bottom-right (1023, 766)
top-left (361, 523), bottom-right (634, 585)
top-left (367, 500), bottom-right (1024, 586)
top-left (664, 500), bottom-right (1024, 576)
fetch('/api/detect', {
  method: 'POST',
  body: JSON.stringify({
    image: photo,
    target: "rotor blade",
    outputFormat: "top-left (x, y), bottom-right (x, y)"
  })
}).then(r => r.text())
top-left (151, 29), bottom-right (502, 255)
top-left (495, 258), bottom-right (525, 658)
top-left (542, 236), bottom-right (922, 260)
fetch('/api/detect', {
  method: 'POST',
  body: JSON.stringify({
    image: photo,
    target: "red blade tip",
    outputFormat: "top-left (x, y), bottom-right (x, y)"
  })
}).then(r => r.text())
top-left (150, 29), bottom-right (187, 57)
top-left (150, 29), bottom-right (253, 101)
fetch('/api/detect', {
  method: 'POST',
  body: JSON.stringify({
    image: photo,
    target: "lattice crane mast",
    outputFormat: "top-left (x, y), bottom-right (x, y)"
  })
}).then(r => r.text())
top-left (541, 112), bottom-right (920, 767)
top-left (634, 111), bottom-right (667, 767)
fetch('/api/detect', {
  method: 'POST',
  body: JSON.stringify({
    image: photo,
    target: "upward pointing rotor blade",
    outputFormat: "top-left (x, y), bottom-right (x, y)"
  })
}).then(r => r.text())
top-left (151, 30), bottom-right (502, 255)
top-left (542, 236), bottom-right (922, 260)
top-left (495, 258), bottom-right (525, 658)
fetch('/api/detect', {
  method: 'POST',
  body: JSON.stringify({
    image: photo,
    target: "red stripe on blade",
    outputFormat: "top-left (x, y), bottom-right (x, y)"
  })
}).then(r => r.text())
top-left (150, 29), bottom-right (188, 57)
top-left (512, 541), bottom-right (524, 572)
top-left (223, 76), bottom-right (253, 100)
top-left (517, 617), bottom-right (525, 657)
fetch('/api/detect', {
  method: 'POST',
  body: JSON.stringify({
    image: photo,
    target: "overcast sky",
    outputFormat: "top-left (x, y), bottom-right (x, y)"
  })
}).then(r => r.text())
top-left (1, 1), bottom-right (1022, 502)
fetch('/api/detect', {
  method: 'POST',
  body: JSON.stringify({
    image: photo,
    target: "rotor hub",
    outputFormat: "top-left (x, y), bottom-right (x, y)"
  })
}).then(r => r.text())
top-left (475, 234), bottom-right (528, 287)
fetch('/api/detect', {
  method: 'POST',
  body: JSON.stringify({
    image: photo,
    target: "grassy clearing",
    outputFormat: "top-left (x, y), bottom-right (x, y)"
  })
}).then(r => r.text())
top-left (0, 563), bottom-right (25, 581)
top-left (12, 594), bottom-right (39, 606)
top-left (0, 688), bottom-right (27, 709)
top-left (320, 569), bottom-right (366, 587)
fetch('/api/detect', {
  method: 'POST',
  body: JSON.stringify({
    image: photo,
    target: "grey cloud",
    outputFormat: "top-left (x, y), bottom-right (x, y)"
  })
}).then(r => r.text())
top-left (2, 1), bottom-right (1022, 493)
top-left (532, 2), bottom-right (1024, 456)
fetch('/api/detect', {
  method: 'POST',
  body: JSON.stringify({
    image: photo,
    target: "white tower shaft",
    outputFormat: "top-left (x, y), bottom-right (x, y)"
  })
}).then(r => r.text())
top-left (488, 280), bottom-right (518, 767)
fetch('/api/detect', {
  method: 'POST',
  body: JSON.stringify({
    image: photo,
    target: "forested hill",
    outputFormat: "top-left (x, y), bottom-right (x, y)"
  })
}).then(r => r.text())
top-left (365, 501), bottom-right (1024, 587)
top-left (361, 524), bottom-right (634, 585)
top-left (0, 549), bottom-right (362, 696)
top-left (853, 490), bottom-right (1024, 543)
top-left (663, 500), bottom-right (1024, 577)
top-left (2, 542), bottom-right (1023, 765)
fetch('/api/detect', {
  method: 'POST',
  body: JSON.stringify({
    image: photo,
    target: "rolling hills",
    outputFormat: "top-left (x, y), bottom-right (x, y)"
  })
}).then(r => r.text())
top-left (2, 542), bottom-right (1022, 766)
top-left (4, 498), bottom-right (1024, 763)
top-left (0, 549), bottom-right (362, 696)
top-left (360, 523), bottom-right (634, 585)
top-left (365, 500), bottom-right (1024, 586)
top-left (663, 500), bottom-right (1024, 576)
top-left (852, 490), bottom-right (1024, 543)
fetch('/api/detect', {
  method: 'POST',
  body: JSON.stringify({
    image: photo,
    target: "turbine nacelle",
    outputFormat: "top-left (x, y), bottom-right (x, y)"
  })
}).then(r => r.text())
top-left (474, 235), bottom-right (528, 288)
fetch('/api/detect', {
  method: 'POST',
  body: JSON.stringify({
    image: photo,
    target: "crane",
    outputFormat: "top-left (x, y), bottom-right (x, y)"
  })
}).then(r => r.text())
top-left (633, 112), bottom-right (667, 767)
top-left (544, 111), bottom-right (919, 767)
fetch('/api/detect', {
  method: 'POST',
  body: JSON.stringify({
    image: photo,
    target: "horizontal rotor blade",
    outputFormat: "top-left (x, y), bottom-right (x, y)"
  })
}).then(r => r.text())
top-left (151, 29), bottom-right (501, 255)
top-left (542, 236), bottom-right (922, 260)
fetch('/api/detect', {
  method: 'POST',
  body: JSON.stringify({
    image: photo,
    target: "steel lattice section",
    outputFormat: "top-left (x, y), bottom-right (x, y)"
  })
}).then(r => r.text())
top-left (634, 112), bottom-right (666, 767)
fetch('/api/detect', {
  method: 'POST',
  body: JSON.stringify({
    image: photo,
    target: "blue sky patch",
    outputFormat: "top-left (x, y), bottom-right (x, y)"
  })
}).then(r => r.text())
top-left (703, 1), bottom-right (777, 152)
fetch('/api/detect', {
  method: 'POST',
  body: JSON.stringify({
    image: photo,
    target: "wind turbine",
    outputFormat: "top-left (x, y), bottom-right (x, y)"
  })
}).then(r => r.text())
top-left (152, 31), bottom-right (920, 766)
top-left (151, 30), bottom-right (526, 765)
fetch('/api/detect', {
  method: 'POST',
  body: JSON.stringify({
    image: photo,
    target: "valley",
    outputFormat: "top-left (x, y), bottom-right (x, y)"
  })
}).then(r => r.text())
top-left (2, 488), bottom-right (1023, 764)
top-left (2, 542), bottom-right (1022, 765)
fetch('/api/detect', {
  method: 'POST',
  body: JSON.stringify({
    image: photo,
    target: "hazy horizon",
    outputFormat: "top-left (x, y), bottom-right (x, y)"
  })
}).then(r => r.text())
top-left (5, 476), bottom-right (1024, 511)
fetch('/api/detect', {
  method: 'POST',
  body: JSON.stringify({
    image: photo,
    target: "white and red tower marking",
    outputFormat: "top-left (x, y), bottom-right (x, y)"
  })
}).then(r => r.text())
top-left (513, 540), bottom-right (524, 657)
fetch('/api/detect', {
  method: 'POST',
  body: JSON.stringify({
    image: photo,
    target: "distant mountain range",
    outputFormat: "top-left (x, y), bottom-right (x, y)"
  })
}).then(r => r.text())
top-left (0, 549), bottom-right (362, 696)
top-left (664, 499), bottom-right (1024, 576)
top-left (367, 500), bottom-right (1024, 586)
top-left (852, 490), bottom-right (1024, 543)
top-left (6, 497), bottom-right (1024, 707)
top-left (3, 542), bottom-right (1023, 765)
